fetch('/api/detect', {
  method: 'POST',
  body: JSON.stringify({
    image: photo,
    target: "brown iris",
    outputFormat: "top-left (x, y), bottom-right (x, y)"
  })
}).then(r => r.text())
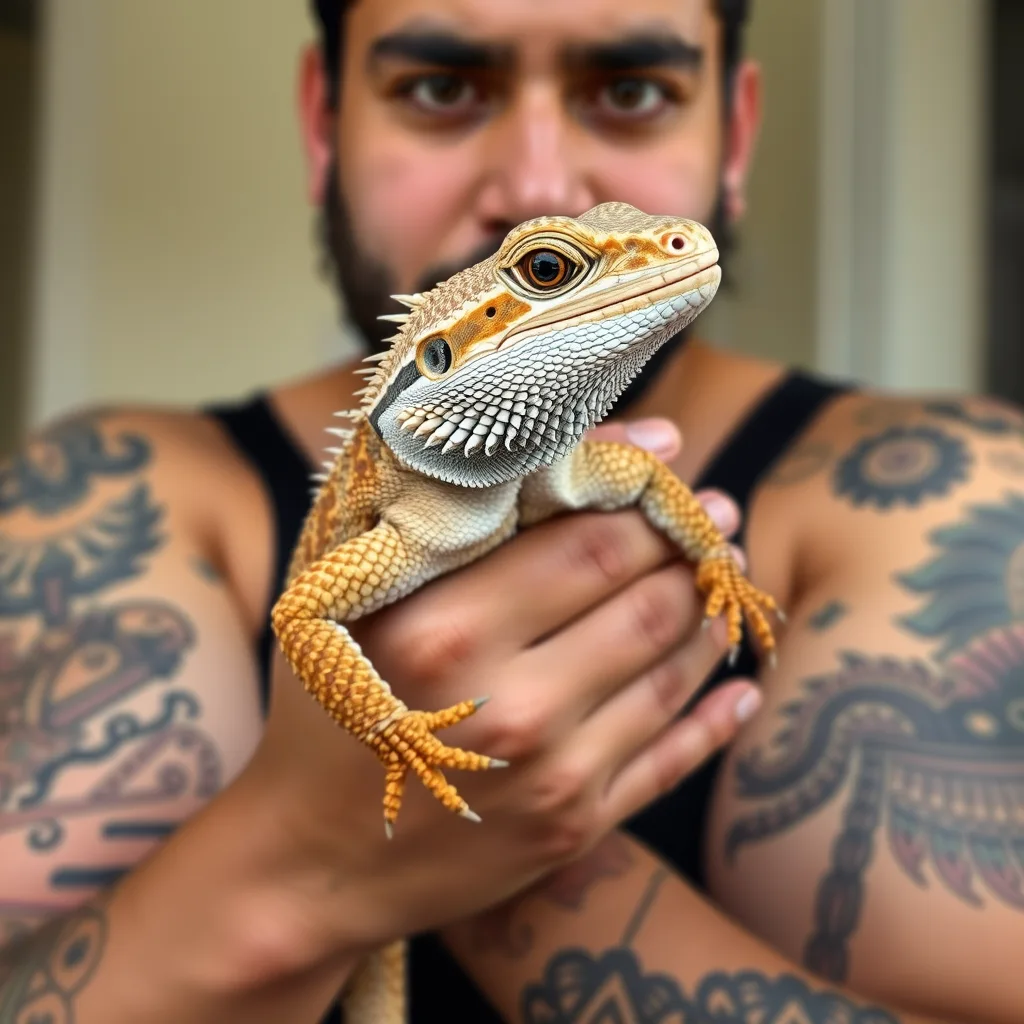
top-left (518, 249), bottom-right (570, 289)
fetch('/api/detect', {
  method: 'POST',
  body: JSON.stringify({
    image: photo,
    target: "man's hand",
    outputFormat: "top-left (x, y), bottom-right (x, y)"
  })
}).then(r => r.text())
top-left (246, 417), bottom-right (762, 955)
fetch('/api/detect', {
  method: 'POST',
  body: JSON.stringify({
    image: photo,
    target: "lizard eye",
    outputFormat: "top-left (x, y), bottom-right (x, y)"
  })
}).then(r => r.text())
top-left (516, 249), bottom-right (579, 291)
top-left (418, 335), bottom-right (453, 378)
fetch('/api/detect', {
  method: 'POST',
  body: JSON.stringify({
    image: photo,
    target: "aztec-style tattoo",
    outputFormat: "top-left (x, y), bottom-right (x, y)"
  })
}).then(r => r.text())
top-left (472, 833), bottom-right (635, 958)
top-left (922, 399), bottom-right (1024, 439)
top-left (726, 491), bottom-right (1024, 982)
top-left (808, 601), bottom-right (849, 632)
top-left (0, 416), bottom-right (217, 855)
top-left (833, 426), bottom-right (972, 510)
top-left (0, 902), bottom-right (107, 1023)
top-left (0, 415), bottom-right (149, 518)
top-left (520, 868), bottom-right (901, 1023)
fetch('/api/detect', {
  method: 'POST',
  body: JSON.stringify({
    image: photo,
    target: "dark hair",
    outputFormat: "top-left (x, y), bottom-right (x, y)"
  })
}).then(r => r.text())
top-left (311, 0), bottom-right (751, 110)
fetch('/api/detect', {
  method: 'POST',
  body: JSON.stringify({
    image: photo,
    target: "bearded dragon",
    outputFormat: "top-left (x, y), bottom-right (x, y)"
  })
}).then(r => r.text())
top-left (271, 201), bottom-right (781, 1021)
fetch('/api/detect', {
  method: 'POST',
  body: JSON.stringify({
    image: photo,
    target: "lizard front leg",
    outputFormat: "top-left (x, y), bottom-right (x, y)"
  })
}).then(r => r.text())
top-left (271, 523), bottom-right (504, 835)
top-left (521, 440), bottom-right (783, 664)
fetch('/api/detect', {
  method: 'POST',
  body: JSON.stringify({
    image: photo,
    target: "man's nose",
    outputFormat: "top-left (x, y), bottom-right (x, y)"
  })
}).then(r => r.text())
top-left (478, 84), bottom-right (594, 224)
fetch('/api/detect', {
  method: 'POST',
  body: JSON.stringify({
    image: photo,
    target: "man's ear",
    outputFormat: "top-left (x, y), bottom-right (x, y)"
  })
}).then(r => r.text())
top-left (297, 43), bottom-right (334, 205)
top-left (721, 59), bottom-right (763, 224)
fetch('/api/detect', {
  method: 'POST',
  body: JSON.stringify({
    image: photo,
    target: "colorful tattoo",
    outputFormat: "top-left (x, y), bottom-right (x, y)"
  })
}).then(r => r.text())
top-left (833, 426), bottom-right (972, 510)
top-left (0, 417), bottom-right (216, 854)
top-left (727, 492), bottom-right (1024, 982)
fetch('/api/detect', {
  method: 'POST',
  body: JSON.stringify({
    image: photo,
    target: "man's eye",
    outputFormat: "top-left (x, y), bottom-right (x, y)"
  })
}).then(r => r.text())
top-left (403, 74), bottom-right (478, 113)
top-left (597, 78), bottom-right (669, 117)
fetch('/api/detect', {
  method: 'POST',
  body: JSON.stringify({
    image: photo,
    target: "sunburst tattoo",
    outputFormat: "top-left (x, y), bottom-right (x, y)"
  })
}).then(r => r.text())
top-left (834, 426), bottom-right (972, 510)
top-left (898, 492), bottom-right (1024, 658)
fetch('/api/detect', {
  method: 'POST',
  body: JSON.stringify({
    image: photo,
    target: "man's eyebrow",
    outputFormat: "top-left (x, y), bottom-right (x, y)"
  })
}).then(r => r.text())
top-left (566, 34), bottom-right (704, 72)
top-left (368, 30), bottom-right (514, 71)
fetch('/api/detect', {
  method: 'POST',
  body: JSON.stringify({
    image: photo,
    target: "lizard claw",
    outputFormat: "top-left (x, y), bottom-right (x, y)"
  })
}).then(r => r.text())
top-left (373, 698), bottom-right (499, 833)
top-left (695, 553), bottom-right (781, 667)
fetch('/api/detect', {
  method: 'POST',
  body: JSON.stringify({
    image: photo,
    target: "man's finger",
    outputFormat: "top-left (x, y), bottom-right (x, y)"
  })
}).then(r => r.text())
top-left (600, 680), bottom-right (762, 827)
top-left (585, 417), bottom-right (682, 461)
top-left (572, 614), bottom-right (731, 779)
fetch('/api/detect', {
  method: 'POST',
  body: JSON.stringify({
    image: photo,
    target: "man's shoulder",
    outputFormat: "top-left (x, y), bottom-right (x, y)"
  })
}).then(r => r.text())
top-left (747, 383), bottom-right (1024, 598)
top-left (3, 399), bottom-right (270, 526)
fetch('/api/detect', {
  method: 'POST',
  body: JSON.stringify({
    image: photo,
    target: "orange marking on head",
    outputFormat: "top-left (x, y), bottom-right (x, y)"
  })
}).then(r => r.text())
top-left (446, 291), bottom-right (531, 362)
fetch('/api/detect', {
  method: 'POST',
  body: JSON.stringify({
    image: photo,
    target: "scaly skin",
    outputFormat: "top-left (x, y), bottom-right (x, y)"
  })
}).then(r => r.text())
top-left (270, 202), bottom-right (782, 1022)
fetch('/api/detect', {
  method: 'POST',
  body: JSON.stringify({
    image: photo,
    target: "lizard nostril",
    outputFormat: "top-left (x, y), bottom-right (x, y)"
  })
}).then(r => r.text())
top-left (668, 234), bottom-right (686, 252)
top-left (486, 306), bottom-right (496, 318)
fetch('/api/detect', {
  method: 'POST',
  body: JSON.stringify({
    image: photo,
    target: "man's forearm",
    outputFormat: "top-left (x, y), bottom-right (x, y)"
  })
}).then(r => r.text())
top-left (443, 833), bottom-right (952, 1024)
top-left (0, 769), bottom-right (359, 1024)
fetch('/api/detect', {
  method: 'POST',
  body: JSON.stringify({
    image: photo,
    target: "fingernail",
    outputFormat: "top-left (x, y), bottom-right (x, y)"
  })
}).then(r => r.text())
top-left (625, 419), bottom-right (679, 456)
top-left (702, 494), bottom-right (734, 531)
top-left (734, 687), bottom-right (762, 723)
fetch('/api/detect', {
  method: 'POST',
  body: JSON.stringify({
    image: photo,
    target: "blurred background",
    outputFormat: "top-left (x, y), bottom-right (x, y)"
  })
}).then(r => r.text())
top-left (0, 0), bottom-right (1020, 455)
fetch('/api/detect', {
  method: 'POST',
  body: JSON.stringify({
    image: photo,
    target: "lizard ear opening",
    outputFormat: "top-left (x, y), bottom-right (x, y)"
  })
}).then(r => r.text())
top-left (417, 335), bottom-right (454, 379)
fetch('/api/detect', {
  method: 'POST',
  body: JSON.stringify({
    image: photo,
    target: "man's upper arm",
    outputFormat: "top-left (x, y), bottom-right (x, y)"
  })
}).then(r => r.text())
top-left (0, 409), bottom-right (266, 945)
top-left (705, 393), bottom-right (1024, 1021)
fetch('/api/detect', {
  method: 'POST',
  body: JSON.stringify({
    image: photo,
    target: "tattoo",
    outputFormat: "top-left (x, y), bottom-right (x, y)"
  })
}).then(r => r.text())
top-left (923, 399), bottom-right (1024, 438)
top-left (989, 449), bottom-right (1024, 480)
top-left (521, 868), bottom-right (900, 1023)
top-left (472, 833), bottom-right (635, 958)
top-left (0, 902), bottom-right (107, 1022)
top-left (763, 441), bottom-right (833, 488)
top-left (897, 492), bottom-right (1024, 658)
top-left (808, 600), bottom-right (849, 632)
top-left (0, 416), bottom-right (219, 864)
top-left (727, 647), bottom-right (1024, 980)
top-left (727, 492), bottom-right (1024, 981)
top-left (191, 556), bottom-right (221, 583)
top-left (0, 414), bottom-right (149, 518)
top-left (833, 426), bottom-right (972, 510)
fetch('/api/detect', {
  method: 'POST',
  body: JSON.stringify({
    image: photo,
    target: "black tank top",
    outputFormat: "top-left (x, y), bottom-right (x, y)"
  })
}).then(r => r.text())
top-left (206, 369), bottom-right (850, 1022)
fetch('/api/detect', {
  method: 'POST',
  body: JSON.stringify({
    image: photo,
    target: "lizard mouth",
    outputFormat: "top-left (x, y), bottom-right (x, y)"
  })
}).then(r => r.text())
top-left (498, 248), bottom-right (721, 349)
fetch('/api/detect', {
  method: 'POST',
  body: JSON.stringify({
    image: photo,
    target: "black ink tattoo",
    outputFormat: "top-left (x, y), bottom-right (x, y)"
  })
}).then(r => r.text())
top-left (763, 441), bottom-right (834, 488)
top-left (897, 492), bottom-right (1024, 658)
top-left (0, 415), bottom-right (150, 517)
top-left (473, 833), bottom-right (635, 958)
top-left (923, 399), bottom-right (1024, 439)
top-left (0, 418), bottom-right (220, 861)
top-left (808, 601), bottom-right (848, 632)
top-left (191, 556), bottom-right (221, 583)
top-left (727, 648), bottom-right (1024, 980)
top-left (0, 902), bottom-right (107, 1022)
top-left (834, 426), bottom-right (972, 510)
top-left (521, 868), bottom-right (901, 1023)
top-left (0, 484), bottom-right (164, 626)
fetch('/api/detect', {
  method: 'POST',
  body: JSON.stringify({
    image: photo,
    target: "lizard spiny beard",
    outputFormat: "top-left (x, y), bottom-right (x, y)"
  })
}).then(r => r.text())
top-left (377, 279), bottom-right (718, 488)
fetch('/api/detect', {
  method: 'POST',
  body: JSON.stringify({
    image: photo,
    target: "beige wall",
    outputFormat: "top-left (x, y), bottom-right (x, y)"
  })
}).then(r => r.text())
top-left (29, 0), bottom-right (341, 427)
top-left (700, 0), bottom-right (822, 370)
top-left (25, 1), bottom-right (985, 430)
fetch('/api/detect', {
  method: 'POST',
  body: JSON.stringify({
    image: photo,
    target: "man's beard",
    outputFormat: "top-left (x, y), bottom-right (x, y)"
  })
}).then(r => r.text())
top-left (318, 158), bottom-right (732, 415)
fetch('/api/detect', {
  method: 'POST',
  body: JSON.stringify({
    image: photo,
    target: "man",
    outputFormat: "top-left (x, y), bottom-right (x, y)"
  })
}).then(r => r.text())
top-left (1, 1), bottom-right (1022, 1022)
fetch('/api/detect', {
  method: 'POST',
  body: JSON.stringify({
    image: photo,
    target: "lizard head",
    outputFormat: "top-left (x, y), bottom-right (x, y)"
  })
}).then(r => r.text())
top-left (358, 201), bottom-right (720, 487)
